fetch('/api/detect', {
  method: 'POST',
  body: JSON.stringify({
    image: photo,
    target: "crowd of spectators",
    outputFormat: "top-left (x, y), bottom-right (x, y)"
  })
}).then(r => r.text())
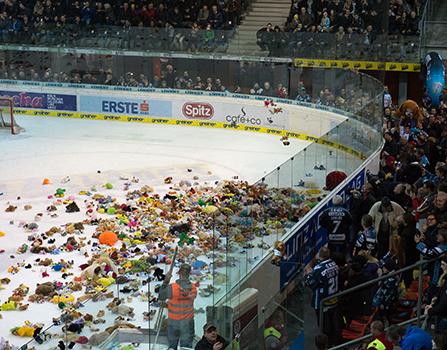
top-left (0, 0), bottom-right (246, 52)
top-left (257, 0), bottom-right (424, 59)
top-left (305, 86), bottom-right (447, 349)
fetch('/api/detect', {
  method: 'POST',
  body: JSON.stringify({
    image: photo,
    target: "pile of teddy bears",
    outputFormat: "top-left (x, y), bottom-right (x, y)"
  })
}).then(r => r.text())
top-left (1, 173), bottom-right (326, 348)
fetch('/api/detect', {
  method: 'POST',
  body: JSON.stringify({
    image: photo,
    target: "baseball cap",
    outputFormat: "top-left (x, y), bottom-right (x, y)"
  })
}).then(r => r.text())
top-left (203, 323), bottom-right (217, 332)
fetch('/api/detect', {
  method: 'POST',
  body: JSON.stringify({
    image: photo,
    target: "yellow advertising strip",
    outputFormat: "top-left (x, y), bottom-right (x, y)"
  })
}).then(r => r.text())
top-left (293, 58), bottom-right (420, 72)
top-left (16, 108), bottom-right (366, 160)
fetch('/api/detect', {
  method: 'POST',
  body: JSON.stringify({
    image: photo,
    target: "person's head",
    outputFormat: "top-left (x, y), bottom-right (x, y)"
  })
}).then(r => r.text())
top-left (332, 195), bottom-right (343, 206)
top-left (423, 180), bottom-right (435, 193)
top-left (264, 81), bottom-right (270, 90)
top-left (315, 334), bottom-right (328, 350)
top-left (178, 263), bottom-right (191, 280)
top-left (387, 325), bottom-right (405, 345)
top-left (370, 320), bottom-right (385, 337)
top-left (361, 214), bottom-right (373, 229)
top-left (380, 196), bottom-right (393, 212)
top-left (393, 183), bottom-right (407, 195)
top-left (427, 213), bottom-right (438, 228)
top-left (435, 183), bottom-right (447, 209)
top-left (441, 256), bottom-right (447, 273)
top-left (436, 229), bottom-right (447, 244)
top-left (203, 323), bottom-right (218, 343)
top-left (401, 212), bottom-right (416, 227)
top-left (362, 183), bottom-right (373, 194)
top-left (318, 247), bottom-right (330, 261)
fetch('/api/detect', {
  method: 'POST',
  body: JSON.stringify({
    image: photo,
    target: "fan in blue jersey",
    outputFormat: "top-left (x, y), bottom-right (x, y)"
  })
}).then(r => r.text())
top-left (318, 195), bottom-right (353, 255)
top-left (305, 247), bottom-right (341, 346)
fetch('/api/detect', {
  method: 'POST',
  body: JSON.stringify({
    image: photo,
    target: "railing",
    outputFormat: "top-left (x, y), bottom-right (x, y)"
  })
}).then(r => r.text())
top-left (329, 315), bottom-right (428, 350)
top-left (318, 254), bottom-right (445, 350)
top-left (0, 26), bottom-right (421, 62)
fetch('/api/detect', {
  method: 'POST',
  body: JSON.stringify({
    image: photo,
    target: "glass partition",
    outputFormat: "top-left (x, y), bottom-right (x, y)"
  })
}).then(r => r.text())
top-left (2, 52), bottom-right (385, 350)
top-left (0, 25), bottom-right (421, 62)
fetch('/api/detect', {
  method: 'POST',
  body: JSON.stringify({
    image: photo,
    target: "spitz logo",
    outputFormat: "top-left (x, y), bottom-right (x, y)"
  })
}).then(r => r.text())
top-left (182, 103), bottom-right (214, 119)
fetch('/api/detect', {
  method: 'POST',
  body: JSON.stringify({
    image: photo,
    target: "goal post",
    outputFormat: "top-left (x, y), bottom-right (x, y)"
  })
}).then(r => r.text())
top-left (0, 98), bottom-right (20, 134)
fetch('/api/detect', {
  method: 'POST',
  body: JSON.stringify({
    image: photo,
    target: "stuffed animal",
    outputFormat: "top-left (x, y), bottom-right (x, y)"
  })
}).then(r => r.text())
top-left (51, 294), bottom-right (75, 304)
top-left (35, 282), bottom-right (56, 297)
top-left (10, 324), bottom-right (36, 337)
top-left (111, 304), bottom-right (135, 318)
top-left (1, 300), bottom-right (16, 311)
top-left (394, 99), bottom-right (424, 128)
top-left (89, 331), bottom-right (110, 346)
top-left (271, 241), bottom-right (286, 266)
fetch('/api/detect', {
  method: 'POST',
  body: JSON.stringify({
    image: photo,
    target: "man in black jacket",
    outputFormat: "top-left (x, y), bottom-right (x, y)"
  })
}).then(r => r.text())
top-left (195, 323), bottom-right (229, 350)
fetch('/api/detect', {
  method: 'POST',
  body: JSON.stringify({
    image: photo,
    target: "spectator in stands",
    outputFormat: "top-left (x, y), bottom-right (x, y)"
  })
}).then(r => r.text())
top-left (320, 195), bottom-right (353, 256)
top-left (372, 258), bottom-right (400, 323)
top-left (415, 229), bottom-right (447, 294)
top-left (421, 213), bottom-right (440, 249)
top-left (275, 84), bottom-right (287, 98)
top-left (304, 247), bottom-right (341, 346)
top-left (298, 7), bottom-right (312, 30)
top-left (341, 255), bottom-right (371, 322)
top-left (367, 320), bottom-right (394, 350)
top-left (393, 184), bottom-right (412, 211)
top-left (256, 23), bottom-right (273, 51)
top-left (354, 214), bottom-right (378, 257)
top-left (425, 257), bottom-right (447, 332)
top-left (195, 323), bottom-right (228, 350)
top-left (262, 82), bottom-right (274, 97)
top-left (397, 213), bottom-right (420, 288)
top-left (263, 310), bottom-right (288, 350)
top-left (388, 325), bottom-right (432, 350)
top-left (295, 85), bottom-right (311, 102)
top-left (358, 250), bottom-right (380, 280)
top-left (249, 82), bottom-right (263, 95)
top-left (350, 183), bottom-right (378, 235)
top-left (369, 196), bottom-right (405, 258)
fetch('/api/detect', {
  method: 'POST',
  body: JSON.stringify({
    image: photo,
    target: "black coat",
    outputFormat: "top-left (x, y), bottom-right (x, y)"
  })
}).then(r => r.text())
top-left (195, 335), bottom-right (229, 350)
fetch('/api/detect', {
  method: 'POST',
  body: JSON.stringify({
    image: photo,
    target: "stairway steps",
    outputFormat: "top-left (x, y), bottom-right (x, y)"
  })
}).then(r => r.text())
top-left (227, 0), bottom-right (290, 57)
top-left (251, 3), bottom-right (289, 8)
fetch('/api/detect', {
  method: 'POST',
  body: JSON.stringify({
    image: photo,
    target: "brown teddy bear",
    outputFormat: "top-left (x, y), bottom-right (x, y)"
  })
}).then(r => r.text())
top-left (35, 282), bottom-right (56, 297)
top-left (394, 99), bottom-right (424, 128)
top-left (271, 241), bottom-right (286, 266)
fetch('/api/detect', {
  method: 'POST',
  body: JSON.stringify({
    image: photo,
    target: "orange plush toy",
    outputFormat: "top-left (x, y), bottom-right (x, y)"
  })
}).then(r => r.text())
top-left (394, 99), bottom-right (424, 128)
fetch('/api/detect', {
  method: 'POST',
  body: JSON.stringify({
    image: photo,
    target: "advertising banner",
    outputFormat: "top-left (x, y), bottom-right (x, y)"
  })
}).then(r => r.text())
top-left (0, 90), bottom-right (77, 111)
top-left (279, 168), bottom-right (365, 289)
top-left (79, 95), bottom-right (172, 117)
top-left (293, 58), bottom-right (421, 72)
top-left (172, 99), bottom-right (289, 130)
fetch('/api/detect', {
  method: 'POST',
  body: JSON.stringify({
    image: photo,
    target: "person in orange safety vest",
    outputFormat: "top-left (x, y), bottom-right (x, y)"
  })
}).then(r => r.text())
top-left (159, 263), bottom-right (198, 350)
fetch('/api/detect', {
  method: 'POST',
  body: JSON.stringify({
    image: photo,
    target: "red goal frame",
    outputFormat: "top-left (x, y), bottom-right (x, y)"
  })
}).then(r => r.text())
top-left (0, 98), bottom-right (17, 134)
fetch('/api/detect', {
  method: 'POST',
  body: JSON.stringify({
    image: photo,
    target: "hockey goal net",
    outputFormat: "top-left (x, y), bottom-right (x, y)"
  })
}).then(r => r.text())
top-left (0, 98), bottom-right (21, 134)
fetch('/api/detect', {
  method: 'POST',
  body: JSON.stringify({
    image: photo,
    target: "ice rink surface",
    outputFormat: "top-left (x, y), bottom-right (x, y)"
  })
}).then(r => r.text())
top-left (0, 116), bottom-right (311, 348)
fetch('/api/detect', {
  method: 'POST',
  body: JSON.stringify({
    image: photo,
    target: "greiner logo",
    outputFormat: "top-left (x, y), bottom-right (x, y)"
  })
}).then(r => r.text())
top-left (225, 108), bottom-right (261, 125)
top-left (182, 102), bottom-right (214, 119)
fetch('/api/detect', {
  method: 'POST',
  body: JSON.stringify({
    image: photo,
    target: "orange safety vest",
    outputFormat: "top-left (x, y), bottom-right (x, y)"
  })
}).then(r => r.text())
top-left (168, 282), bottom-right (197, 321)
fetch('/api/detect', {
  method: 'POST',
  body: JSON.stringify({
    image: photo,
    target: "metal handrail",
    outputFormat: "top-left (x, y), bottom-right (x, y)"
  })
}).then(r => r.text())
top-left (318, 253), bottom-right (444, 332)
top-left (328, 314), bottom-right (428, 350)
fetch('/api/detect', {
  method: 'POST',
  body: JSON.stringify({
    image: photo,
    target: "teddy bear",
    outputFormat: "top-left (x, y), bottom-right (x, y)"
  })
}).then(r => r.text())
top-left (35, 282), bottom-right (56, 297)
top-left (111, 304), bottom-right (135, 318)
top-left (88, 331), bottom-right (111, 346)
top-left (394, 99), bottom-right (424, 129)
top-left (271, 241), bottom-right (286, 266)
